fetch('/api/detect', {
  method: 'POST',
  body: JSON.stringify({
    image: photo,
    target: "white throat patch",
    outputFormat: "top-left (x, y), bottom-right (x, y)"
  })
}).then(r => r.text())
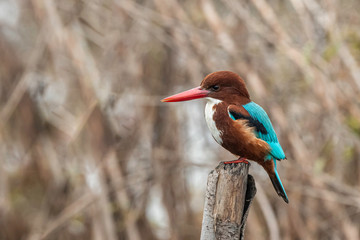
top-left (205, 98), bottom-right (223, 144)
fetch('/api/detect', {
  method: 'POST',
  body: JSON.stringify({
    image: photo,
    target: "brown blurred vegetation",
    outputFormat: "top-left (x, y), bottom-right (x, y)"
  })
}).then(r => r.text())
top-left (0, 0), bottom-right (360, 239)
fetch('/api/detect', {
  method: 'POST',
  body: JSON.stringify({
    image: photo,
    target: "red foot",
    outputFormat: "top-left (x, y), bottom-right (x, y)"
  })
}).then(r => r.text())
top-left (224, 157), bottom-right (249, 164)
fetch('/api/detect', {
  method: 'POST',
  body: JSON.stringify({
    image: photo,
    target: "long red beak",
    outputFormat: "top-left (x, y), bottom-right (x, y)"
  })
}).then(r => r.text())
top-left (161, 87), bottom-right (210, 102)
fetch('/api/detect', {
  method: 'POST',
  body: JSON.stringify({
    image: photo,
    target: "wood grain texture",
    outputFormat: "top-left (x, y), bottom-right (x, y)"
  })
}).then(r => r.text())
top-left (200, 162), bottom-right (257, 240)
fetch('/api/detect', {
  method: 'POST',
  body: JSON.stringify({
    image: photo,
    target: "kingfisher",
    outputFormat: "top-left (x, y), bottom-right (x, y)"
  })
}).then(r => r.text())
top-left (161, 71), bottom-right (289, 203)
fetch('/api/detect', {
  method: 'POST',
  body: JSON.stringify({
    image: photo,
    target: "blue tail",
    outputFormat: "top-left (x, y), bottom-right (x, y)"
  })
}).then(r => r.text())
top-left (269, 159), bottom-right (289, 203)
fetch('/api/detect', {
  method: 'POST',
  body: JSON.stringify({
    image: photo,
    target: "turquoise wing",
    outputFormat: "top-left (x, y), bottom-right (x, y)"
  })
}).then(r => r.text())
top-left (242, 102), bottom-right (286, 160)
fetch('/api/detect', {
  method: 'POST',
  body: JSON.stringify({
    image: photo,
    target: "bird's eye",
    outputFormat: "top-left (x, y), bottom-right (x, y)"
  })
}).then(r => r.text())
top-left (210, 85), bottom-right (220, 91)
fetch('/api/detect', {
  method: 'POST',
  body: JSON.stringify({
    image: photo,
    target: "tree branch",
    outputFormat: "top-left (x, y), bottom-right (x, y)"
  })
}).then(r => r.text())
top-left (200, 162), bottom-right (257, 240)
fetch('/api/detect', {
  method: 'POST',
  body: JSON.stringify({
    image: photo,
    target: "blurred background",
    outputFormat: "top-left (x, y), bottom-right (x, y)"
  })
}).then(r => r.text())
top-left (0, 0), bottom-right (360, 239)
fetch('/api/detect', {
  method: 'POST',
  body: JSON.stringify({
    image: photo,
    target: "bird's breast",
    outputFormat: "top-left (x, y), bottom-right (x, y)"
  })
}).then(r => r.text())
top-left (205, 98), bottom-right (223, 144)
top-left (205, 99), bottom-right (270, 161)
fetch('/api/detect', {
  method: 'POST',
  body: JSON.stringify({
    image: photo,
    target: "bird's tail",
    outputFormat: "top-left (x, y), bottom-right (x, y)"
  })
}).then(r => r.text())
top-left (269, 160), bottom-right (289, 203)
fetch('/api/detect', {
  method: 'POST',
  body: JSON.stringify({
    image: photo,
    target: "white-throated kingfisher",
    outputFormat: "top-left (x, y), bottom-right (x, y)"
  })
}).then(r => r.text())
top-left (161, 71), bottom-right (289, 203)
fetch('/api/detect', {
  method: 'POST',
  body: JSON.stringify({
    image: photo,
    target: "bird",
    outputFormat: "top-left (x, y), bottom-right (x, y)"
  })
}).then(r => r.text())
top-left (161, 71), bottom-right (289, 203)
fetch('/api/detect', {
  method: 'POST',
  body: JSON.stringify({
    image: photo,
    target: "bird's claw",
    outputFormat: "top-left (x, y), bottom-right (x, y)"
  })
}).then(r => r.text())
top-left (224, 157), bottom-right (249, 165)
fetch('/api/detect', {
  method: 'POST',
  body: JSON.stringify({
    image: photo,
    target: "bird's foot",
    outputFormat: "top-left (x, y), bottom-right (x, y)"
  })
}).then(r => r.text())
top-left (224, 157), bottom-right (249, 164)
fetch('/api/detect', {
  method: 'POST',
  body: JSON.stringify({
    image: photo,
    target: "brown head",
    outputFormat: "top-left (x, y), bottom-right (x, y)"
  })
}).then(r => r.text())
top-left (161, 71), bottom-right (251, 104)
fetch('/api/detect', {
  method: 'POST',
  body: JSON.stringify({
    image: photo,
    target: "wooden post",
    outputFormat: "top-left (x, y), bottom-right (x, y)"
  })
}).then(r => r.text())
top-left (200, 162), bottom-right (257, 240)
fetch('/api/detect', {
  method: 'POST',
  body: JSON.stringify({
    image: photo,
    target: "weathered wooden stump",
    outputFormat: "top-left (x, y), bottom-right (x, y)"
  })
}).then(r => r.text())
top-left (200, 162), bottom-right (256, 240)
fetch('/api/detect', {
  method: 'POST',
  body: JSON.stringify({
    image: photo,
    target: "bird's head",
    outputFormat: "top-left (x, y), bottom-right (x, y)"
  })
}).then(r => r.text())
top-left (161, 71), bottom-right (250, 104)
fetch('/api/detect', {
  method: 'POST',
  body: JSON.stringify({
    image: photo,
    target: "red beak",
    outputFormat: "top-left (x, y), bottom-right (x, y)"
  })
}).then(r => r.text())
top-left (161, 87), bottom-right (210, 102)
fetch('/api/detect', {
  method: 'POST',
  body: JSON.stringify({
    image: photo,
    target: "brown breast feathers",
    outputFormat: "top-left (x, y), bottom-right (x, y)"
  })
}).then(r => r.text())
top-left (212, 102), bottom-right (270, 162)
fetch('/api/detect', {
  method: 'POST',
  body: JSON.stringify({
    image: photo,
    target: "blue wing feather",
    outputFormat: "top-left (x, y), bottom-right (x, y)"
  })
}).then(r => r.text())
top-left (242, 102), bottom-right (286, 160)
